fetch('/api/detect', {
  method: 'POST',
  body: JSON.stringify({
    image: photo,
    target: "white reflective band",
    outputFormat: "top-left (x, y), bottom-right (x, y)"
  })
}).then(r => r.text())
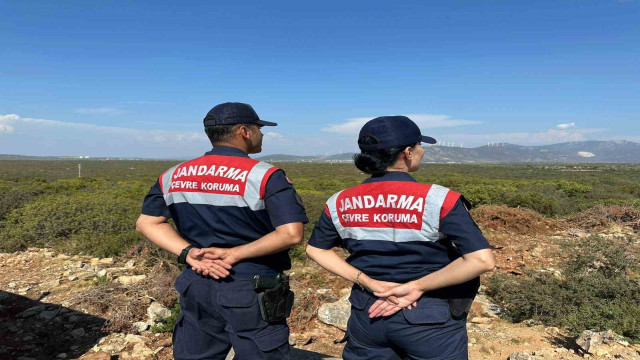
top-left (245, 161), bottom-right (275, 203)
top-left (422, 184), bottom-right (449, 239)
top-left (164, 191), bottom-right (265, 210)
top-left (161, 164), bottom-right (181, 193)
top-left (337, 226), bottom-right (443, 243)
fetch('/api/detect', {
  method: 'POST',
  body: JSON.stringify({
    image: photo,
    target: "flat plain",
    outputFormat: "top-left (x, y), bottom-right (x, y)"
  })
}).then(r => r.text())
top-left (1, 160), bottom-right (639, 359)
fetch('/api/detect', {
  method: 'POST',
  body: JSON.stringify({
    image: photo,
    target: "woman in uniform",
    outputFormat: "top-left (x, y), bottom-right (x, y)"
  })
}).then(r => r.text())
top-left (306, 115), bottom-right (495, 360)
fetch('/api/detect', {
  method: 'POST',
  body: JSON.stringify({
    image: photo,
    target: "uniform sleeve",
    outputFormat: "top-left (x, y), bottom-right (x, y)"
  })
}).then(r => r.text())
top-left (439, 198), bottom-right (490, 255)
top-left (141, 180), bottom-right (171, 218)
top-left (263, 170), bottom-right (309, 227)
top-left (308, 205), bottom-right (342, 250)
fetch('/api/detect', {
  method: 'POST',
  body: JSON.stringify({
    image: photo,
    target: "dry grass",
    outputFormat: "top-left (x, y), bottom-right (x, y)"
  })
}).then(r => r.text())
top-left (568, 205), bottom-right (640, 232)
top-left (66, 258), bottom-right (180, 332)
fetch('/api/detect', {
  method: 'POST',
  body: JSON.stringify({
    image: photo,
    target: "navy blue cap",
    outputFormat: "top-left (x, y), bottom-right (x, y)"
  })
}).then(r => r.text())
top-left (203, 102), bottom-right (278, 127)
top-left (358, 116), bottom-right (437, 151)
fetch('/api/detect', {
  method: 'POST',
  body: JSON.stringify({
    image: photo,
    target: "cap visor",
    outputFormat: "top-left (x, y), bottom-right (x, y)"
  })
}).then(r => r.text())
top-left (255, 120), bottom-right (278, 126)
top-left (421, 135), bottom-right (437, 144)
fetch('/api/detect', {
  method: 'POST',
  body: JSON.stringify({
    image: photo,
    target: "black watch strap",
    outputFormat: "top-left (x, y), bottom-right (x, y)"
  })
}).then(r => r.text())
top-left (177, 245), bottom-right (196, 265)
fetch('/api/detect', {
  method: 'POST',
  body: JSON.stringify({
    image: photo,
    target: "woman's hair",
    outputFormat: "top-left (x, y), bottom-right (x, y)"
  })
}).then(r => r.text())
top-left (353, 135), bottom-right (417, 175)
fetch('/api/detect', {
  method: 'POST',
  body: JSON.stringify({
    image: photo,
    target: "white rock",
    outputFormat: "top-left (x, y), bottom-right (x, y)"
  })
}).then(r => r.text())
top-left (317, 296), bottom-right (350, 331)
top-left (132, 321), bottom-right (150, 332)
top-left (147, 302), bottom-right (171, 322)
top-left (98, 258), bottom-right (114, 266)
top-left (128, 342), bottom-right (155, 358)
top-left (117, 275), bottom-right (147, 286)
top-left (124, 334), bottom-right (143, 344)
top-left (96, 269), bottom-right (107, 277)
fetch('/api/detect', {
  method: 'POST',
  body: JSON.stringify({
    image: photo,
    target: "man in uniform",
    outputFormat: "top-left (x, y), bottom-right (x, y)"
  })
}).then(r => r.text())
top-left (136, 102), bottom-right (308, 360)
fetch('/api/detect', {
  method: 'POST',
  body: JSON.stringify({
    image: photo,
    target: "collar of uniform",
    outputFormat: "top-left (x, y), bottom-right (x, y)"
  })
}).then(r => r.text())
top-left (363, 171), bottom-right (417, 183)
top-left (204, 145), bottom-right (250, 158)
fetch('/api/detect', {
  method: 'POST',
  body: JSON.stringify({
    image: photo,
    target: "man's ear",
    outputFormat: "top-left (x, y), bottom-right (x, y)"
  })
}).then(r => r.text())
top-left (236, 124), bottom-right (251, 140)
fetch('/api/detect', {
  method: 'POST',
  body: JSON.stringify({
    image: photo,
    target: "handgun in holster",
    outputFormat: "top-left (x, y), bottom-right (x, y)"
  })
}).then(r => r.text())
top-left (447, 276), bottom-right (481, 319)
top-left (253, 273), bottom-right (294, 323)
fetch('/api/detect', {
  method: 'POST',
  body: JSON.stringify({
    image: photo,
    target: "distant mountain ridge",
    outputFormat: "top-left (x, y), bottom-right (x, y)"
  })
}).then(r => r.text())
top-left (2, 140), bottom-right (639, 163)
top-left (257, 140), bottom-right (640, 164)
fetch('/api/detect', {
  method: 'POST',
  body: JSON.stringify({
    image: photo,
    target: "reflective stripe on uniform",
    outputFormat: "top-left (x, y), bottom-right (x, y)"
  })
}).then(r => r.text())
top-left (160, 164), bottom-right (181, 194)
top-left (165, 191), bottom-right (266, 210)
top-left (244, 161), bottom-right (277, 206)
top-left (421, 184), bottom-right (450, 240)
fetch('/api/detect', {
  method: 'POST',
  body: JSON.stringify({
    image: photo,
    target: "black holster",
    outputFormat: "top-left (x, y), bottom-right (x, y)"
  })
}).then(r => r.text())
top-left (253, 273), bottom-right (294, 323)
top-left (447, 277), bottom-right (480, 319)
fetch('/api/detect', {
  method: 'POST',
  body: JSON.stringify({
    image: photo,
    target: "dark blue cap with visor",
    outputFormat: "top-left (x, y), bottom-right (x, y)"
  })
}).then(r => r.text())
top-left (358, 116), bottom-right (437, 151)
top-left (203, 102), bottom-right (278, 127)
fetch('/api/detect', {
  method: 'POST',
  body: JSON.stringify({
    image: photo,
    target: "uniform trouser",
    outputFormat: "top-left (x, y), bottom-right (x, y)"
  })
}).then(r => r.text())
top-left (343, 287), bottom-right (468, 360)
top-left (172, 269), bottom-right (290, 360)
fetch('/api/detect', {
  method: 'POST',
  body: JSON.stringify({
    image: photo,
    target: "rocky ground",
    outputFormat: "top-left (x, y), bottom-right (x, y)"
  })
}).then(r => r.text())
top-left (1, 205), bottom-right (639, 359)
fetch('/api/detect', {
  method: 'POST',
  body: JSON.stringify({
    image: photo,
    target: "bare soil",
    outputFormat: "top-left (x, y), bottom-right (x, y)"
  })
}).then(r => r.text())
top-left (1, 206), bottom-right (640, 359)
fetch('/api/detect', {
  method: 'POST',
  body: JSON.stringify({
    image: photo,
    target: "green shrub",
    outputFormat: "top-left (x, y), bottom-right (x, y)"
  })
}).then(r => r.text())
top-left (0, 190), bottom-right (144, 256)
top-left (0, 187), bottom-right (45, 221)
top-left (504, 191), bottom-right (561, 216)
top-left (556, 181), bottom-right (593, 197)
top-left (488, 236), bottom-right (640, 340)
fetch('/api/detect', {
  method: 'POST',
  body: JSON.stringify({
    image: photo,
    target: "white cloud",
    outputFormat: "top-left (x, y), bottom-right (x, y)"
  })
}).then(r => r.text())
top-left (555, 122), bottom-right (576, 130)
top-left (0, 124), bottom-right (14, 133)
top-left (75, 107), bottom-right (125, 115)
top-left (263, 132), bottom-right (284, 140)
top-left (0, 114), bottom-right (209, 158)
top-left (0, 115), bottom-right (17, 134)
top-left (321, 114), bottom-right (481, 135)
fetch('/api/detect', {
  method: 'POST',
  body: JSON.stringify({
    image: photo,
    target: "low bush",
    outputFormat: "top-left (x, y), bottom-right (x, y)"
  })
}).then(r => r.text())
top-left (488, 236), bottom-right (640, 340)
top-left (556, 181), bottom-right (592, 197)
top-left (0, 191), bottom-right (144, 256)
top-left (0, 187), bottom-right (45, 221)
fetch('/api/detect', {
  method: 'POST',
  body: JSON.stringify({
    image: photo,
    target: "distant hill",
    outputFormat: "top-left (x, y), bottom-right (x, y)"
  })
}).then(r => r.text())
top-left (257, 140), bottom-right (640, 163)
top-left (0, 154), bottom-right (152, 161)
top-left (3, 140), bottom-right (639, 163)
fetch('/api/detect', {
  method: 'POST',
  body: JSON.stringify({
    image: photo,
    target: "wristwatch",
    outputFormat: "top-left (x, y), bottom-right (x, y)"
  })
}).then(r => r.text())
top-left (177, 245), bottom-right (196, 265)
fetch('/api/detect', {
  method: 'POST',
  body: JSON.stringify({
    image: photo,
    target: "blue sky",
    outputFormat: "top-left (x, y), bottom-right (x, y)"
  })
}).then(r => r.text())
top-left (1, 1), bottom-right (639, 158)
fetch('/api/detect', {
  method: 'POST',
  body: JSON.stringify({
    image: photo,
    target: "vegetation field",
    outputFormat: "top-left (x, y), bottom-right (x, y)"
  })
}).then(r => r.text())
top-left (1, 160), bottom-right (640, 256)
top-left (1, 159), bottom-right (639, 341)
